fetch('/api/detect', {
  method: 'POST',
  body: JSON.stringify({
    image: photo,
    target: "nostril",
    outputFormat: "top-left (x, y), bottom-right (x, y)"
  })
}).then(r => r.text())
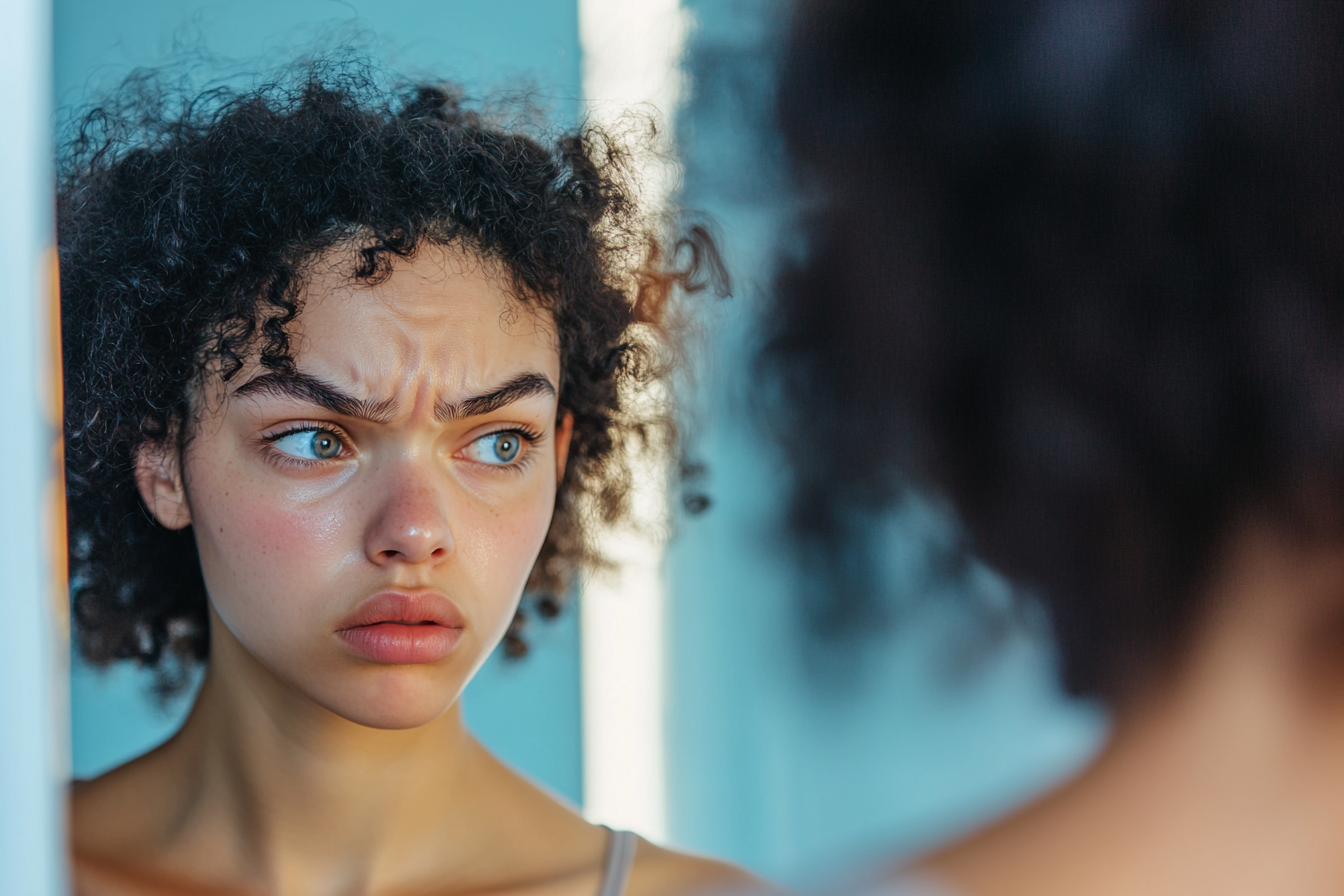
top-left (366, 504), bottom-right (453, 564)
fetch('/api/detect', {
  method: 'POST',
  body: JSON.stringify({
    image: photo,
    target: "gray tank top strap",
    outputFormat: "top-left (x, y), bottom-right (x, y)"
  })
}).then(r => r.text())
top-left (596, 827), bottom-right (638, 896)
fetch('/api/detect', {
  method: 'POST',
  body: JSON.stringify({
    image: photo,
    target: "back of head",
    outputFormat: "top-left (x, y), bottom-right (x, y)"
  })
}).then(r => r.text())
top-left (768, 0), bottom-right (1344, 699)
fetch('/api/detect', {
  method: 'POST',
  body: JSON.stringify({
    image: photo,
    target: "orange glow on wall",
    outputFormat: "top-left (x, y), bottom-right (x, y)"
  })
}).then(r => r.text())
top-left (43, 248), bottom-right (68, 637)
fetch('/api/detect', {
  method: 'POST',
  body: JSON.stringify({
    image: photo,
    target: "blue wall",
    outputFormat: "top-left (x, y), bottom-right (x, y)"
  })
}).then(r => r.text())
top-left (54, 0), bottom-right (581, 119)
top-left (58, 0), bottom-right (584, 806)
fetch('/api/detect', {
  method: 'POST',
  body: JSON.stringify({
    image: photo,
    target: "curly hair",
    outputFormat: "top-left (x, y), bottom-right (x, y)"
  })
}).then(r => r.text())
top-left (60, 60), bottom-right (720, 687)
top-left (767, 0), bottom-right (1344, 700)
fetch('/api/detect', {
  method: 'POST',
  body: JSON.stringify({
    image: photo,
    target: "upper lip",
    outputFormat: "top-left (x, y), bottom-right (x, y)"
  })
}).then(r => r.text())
top-left (336, 591), bottom-right (466, 631)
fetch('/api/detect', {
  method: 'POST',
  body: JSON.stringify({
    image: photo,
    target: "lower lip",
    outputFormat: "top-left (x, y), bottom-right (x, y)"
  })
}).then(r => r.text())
top-left (338, 623), bottom-right (464, 664)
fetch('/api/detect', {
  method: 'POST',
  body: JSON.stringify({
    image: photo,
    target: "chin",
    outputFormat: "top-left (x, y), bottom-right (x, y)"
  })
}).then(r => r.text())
top-left (339, 703), bottom-right (451, 730)
top-left (308, 668), bottom-right (467, 730)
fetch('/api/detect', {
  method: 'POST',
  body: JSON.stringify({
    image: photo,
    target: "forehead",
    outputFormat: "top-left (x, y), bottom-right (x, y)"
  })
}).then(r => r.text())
top-left (286, 244), bottom-right (560, 398)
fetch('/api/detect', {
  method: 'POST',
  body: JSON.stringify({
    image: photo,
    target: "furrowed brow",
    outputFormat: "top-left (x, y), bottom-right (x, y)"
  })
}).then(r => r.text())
top-left (435, 372), bottom-right (556, 421)
top-left (232, 371), bottom-right (398, 423)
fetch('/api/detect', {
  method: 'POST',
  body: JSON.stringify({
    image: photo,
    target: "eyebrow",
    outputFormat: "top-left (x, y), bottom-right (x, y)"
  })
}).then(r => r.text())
top-left (435, 372), bottom-right (556, 421)
top-left (231, 370), bottom-right (555, 423)
top-left (232, 372), bottom-right (399, 423)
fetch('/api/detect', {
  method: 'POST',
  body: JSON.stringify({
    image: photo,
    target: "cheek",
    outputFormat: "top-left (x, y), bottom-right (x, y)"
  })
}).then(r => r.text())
top-left (187, 462), bottom-right (353, 637)
top-left (183, 443), bottom-right (559, 659)
top-left (457, 485), bottom-right (557, 595)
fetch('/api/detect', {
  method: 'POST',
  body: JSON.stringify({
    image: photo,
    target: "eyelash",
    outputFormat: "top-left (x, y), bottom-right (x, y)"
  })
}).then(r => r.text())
top-left (260, 423), bottom-right (352, 468)
top-left (258, 424), bottom-right (545, 470)
top-left (470, 426), bottom-right (544, 473)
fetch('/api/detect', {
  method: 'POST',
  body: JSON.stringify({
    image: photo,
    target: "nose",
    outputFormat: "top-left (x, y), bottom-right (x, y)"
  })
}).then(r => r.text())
top-left (364, 461), bottom-right (455, 566)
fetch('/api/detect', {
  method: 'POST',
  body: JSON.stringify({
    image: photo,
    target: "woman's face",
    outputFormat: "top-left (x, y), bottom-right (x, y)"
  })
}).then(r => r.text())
top-left (138, 245), bottom-right (571, 729)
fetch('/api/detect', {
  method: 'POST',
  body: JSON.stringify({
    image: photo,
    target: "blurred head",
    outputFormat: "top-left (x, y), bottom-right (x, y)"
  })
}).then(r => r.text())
top-left (768, 0), bottom-right (1344, 701)
top-left (61, 63), bottom-right (717, 712)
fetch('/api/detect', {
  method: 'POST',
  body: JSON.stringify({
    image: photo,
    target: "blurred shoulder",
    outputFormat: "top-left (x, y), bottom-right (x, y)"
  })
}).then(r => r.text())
top-left (70, 749), bottom-right (167, 856)
top-left (628, 837), bottom-right (778, 896)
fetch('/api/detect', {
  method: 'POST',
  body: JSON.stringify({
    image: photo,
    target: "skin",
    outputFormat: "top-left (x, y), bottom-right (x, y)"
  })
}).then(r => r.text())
top-left (910, 521), bottom-right (1344, 896)
top-left (71, 245), bottom-right (754, 896)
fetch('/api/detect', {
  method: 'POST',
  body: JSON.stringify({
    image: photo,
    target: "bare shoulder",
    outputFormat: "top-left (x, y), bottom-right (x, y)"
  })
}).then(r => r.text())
top-left (71, 764), bottom-right (144, 853)
top-left (70, 745), bottom-right (177, 856)
top-left (628, 838), bottom-right (776, 896)
top-left (71, 781), bottom-right (159, 896)
top-left (70, 742), bottom-right (207, 896)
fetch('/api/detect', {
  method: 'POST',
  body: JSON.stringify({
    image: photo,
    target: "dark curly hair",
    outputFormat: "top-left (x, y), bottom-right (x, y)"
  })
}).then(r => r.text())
top-left (60, 60), bottom-right (720, 687)
top-left (767, 0), bottom-right (1344, 700)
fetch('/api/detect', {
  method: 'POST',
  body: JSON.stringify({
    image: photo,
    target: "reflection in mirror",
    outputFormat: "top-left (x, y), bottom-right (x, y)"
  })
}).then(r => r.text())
top-left (57, 5), bottom-right (748, 894)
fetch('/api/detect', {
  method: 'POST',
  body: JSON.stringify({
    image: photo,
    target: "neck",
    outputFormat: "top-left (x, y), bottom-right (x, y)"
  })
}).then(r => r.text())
top-left (924, 532), bottom-right (1344, 896)
top-left (154, 626), bottom-right (497, 896)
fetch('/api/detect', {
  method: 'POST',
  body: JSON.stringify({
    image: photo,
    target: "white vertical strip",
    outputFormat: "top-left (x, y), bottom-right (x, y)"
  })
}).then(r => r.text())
top-left (577, 0), bottom-right (688, 843)
top-left (0, 0), bottom-right (66, 893)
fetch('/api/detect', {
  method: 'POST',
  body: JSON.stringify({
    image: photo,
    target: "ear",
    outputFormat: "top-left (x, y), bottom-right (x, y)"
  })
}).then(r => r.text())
top-left (554, 411), bottom-right (575, 483)
top-left (134, 438), bottom-right (192, 530)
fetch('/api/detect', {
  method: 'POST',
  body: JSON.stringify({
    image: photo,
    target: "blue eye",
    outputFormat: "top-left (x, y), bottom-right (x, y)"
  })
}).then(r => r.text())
top-left (271, 429), bottom-right (343, 460)
top-left (472, 431), bottom-right (524, 465)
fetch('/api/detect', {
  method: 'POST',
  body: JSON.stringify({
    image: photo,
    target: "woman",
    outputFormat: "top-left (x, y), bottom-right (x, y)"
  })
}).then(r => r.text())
top-left (769, 1), bottom-right (1344, 893)
top-left (64, 65), bottom-right (747, 896)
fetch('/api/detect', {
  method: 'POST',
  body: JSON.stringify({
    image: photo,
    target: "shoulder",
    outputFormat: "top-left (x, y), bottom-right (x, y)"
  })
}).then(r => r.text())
top-left (70, 764), bottom-right (149, 856)
top-left (71, 775), bottom-right (169, 896)
top-left (627, 837), bottom-right (774, 896)
top-left (70, 746), bottom-right (176, 856)
top-left (70, 741), bottom-right (201, 896)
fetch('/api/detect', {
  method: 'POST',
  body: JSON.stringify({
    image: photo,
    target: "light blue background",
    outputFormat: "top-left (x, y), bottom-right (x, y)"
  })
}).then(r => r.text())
top-left (54, 0), bottom-right (582, 120)
top-left (59, 0), bottom-right (1107, 886)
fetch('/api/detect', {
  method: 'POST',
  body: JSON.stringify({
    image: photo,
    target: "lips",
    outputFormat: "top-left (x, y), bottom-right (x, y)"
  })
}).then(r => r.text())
top-left (336, 591), bottom-right (465, 664)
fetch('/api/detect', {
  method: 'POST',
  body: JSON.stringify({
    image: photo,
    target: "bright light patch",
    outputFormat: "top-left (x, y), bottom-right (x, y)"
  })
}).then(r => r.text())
top-left (577, 0), bottom-right (689, 844)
